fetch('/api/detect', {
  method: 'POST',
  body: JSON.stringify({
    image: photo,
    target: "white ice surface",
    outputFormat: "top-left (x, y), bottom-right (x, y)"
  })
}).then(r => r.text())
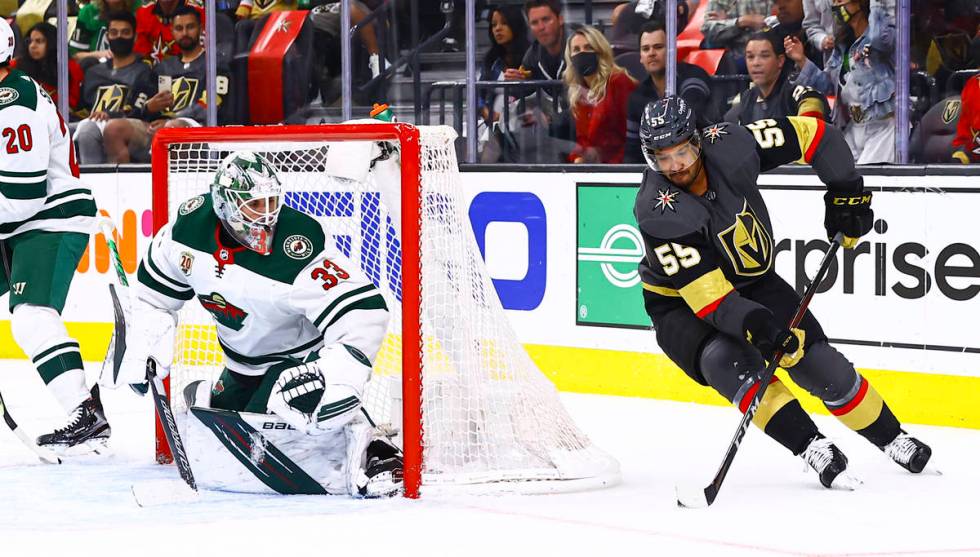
top-left (1, 360), bottom-right (978, 557)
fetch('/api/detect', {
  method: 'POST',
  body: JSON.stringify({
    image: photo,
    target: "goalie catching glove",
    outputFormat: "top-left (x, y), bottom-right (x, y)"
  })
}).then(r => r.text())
top-left (100, 291), bottom-right (177, 390)
top-left (267, 344), bottom-right (373, 435)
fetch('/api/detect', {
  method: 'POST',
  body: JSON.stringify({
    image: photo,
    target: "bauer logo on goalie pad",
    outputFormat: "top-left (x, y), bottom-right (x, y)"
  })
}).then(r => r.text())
top-left (283, 235), bottom-right (313, 260)
top-left (179, 196), bottom-right (205, 216)
top-left (0, 87), bottom-right (19, 106)
top-left (179, 251), bottom-right (194, 276)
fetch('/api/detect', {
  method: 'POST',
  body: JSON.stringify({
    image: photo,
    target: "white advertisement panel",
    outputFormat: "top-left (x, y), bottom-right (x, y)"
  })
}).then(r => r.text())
top-left (22, 168), bottom-right (978, 379)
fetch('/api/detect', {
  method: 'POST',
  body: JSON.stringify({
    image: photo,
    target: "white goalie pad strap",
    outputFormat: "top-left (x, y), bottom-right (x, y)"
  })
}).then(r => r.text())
top-left (102, 292), bottom-right (177, 389)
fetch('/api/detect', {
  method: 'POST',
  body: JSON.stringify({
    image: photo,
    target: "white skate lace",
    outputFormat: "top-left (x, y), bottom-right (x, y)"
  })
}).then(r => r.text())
top-left (53, 406), bottom-right (85, 435)
top-left (801, 437), bottom-right (834, 473)
top-left (884, 434), bottom-right (918, 465)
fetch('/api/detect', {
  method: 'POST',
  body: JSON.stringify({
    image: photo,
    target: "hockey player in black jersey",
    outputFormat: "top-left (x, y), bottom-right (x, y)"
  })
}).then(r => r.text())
top-left (634, 96), bottom-right (931, 488)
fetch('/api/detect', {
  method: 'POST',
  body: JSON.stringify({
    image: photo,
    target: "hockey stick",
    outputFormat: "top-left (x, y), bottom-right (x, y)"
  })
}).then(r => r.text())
top-left (98, 218), bottom-right (147, 396)
top-left (147, 357), bottom-right (197, 491)
top-left (676, 232), bottom-right (843, 508)
top-left (0, 390), bottom-right (62, 464)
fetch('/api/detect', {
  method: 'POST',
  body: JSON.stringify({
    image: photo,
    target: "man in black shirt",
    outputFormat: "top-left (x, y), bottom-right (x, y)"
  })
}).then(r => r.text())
top-left (724, 30), bottom-right (828, 125)
top-left (625, 20), bottom-right (713, 163)
top-left (73, 11), bottom-right (160, 164)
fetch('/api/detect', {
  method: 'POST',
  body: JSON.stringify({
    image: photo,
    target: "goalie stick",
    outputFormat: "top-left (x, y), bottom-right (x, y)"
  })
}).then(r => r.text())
top-left (98, 218), bottom-right (147, 396)
top-left (147, 356), bottom-right (197, 491)
top-left (676, 232), bottom-right (843, 509)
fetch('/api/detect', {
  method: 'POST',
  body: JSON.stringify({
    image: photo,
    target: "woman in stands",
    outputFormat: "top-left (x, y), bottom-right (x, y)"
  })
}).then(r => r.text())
top-left (12, 22), bottom-right (84, 120)
top-left (563, 25), bottom-right (637, 164)
top-left (478, 5), bottom-right (530, 126)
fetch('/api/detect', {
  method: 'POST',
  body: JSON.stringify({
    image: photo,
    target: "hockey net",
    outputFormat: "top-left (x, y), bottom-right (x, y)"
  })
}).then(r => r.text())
top-left (151, 123), bottom-right (619, 496)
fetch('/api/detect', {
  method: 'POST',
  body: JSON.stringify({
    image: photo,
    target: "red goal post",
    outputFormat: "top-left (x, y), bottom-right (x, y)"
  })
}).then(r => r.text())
top-left (150, 124), bottom-right (424, 497)
top-left (149, 122), bottom-right (619, 498)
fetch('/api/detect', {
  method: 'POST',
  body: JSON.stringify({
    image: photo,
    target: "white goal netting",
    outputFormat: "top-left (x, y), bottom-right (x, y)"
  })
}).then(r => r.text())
top-left (158, 125), bottom-right (619, 493)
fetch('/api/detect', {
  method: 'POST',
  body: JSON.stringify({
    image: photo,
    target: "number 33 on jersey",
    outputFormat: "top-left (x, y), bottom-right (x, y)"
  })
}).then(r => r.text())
top-left (137, 194), bottom-right (389, 376)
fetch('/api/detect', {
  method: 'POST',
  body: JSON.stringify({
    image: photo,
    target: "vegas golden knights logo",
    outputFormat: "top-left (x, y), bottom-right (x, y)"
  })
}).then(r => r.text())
top-left (717, 200), bottom-right (773, 277)
top-left (171, 77), bottom-right (200, 112)
top-left (254, 0), bottom-right (274, 8)
top-left (93, 84), bottom-right (127, 112)
top-left (942, 100), bottom-right (961, 125)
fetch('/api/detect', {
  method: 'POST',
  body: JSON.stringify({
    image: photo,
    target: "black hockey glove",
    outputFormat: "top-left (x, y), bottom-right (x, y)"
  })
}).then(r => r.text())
top-left (743, 309), bottom-right (804, 368)
top-left (824, 191), bottom-right (873, 249)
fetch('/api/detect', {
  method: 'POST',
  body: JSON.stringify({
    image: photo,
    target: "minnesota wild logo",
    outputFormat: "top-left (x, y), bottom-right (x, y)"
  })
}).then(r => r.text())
top-left (198, 292), bottom-right (248, 330)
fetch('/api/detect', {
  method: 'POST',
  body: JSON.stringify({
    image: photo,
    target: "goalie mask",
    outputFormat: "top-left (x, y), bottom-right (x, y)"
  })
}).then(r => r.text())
top-left (211, 151), bottom-right (283, 255)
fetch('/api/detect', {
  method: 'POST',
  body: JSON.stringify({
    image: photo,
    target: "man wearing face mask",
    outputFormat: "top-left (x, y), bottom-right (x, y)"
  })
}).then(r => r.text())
top-left (102, 6), bottom-right (231, 163)
top-left (73, 11), bottom-right (160, 164)
top-left (785, 0), bottom-right (897, 164)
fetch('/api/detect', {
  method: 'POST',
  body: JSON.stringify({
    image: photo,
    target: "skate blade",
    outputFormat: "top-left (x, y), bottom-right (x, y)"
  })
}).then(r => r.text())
top-left (49, 437), bottom-right (111, 457)
top-left (831, 472), bottom-right (862, 491)
top-left (132, 479), bottom-right (199, 507)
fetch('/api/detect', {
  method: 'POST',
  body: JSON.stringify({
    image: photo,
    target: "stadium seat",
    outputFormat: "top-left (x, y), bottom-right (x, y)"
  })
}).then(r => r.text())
top-left (676, 1), bottom-right (707, 60)
top-left (909, 95), bottom-right (962, 163)
top-left (615, 51), bottom-right (646, 81)
top-left (683, 49), bottom-right (728, 76)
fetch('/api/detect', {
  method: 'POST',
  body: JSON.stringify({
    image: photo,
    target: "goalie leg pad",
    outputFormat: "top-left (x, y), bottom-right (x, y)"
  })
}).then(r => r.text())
top-left (12, 304), bottom-right (88, 411)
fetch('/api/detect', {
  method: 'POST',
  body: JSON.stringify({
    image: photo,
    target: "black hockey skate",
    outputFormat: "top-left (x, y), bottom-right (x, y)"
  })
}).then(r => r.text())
top-left (359, 439), bottom-right (404, 498)
top-left (801, 435), bottom-right (859, 489)
top-left (37, 385), bottom-right (111, 455)
top-left (881, 432), bottom-right (932, 473)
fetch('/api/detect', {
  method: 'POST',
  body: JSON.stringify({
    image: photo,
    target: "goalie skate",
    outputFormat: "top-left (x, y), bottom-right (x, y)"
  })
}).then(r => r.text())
top-left (37, 386), bottom-right (111, 455)
top-left (359, 439), bottom-right (404, 498)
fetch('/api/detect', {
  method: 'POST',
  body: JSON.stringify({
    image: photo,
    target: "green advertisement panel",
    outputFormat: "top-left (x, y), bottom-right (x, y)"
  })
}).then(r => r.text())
top-left (576, 183), bottom-right (651, 329)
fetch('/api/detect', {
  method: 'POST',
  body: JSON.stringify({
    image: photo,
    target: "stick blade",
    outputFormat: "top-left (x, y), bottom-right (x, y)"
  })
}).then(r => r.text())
top-left (132, 479), bottom-right (200, 507)
top-left (675, 483), bottom-right (713, 509)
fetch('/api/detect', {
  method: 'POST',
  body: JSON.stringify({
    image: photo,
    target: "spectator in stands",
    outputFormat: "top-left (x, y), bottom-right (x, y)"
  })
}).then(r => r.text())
top-left (102, 5), bottom-right (228, 163)
top-left (479, 5), bottom-right (529, 126)
top-left (135, 0), bottom-right (205, 64)
top-left (771, 0), bottom-right (824, 66)
top-left (505, 0), bottom-right (567, 84)
top-left (624, 20), bottom-right (712, 163)
top-left (786, 0), bottom-right (896, 163)
top-left (74, 11), bottom-right (160, 163)
top-left (307, 1), bottom-right (387, 81)
top-left (702, 0), bottom-right (774, 64)
top-left (607, 0), bottom-right (692, 54)
top-left (563, 26), bottom-right (637, 163)
top-left (11, 22), bottom-right (84, 119)
top-left (70, 0), bottom-right (143, 68)
top-left (725, 30), bottom-right (828, 124)
top-left (503, 0), bottom-right (576, 162)
top-left (952, 73), bottom-right (980, 163)
top-left (803, 0), bottom-right (835, 66)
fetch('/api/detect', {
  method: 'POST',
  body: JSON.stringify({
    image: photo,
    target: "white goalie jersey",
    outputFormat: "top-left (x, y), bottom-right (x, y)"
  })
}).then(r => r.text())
top-left (135, 193), bottom-right (390, 376)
